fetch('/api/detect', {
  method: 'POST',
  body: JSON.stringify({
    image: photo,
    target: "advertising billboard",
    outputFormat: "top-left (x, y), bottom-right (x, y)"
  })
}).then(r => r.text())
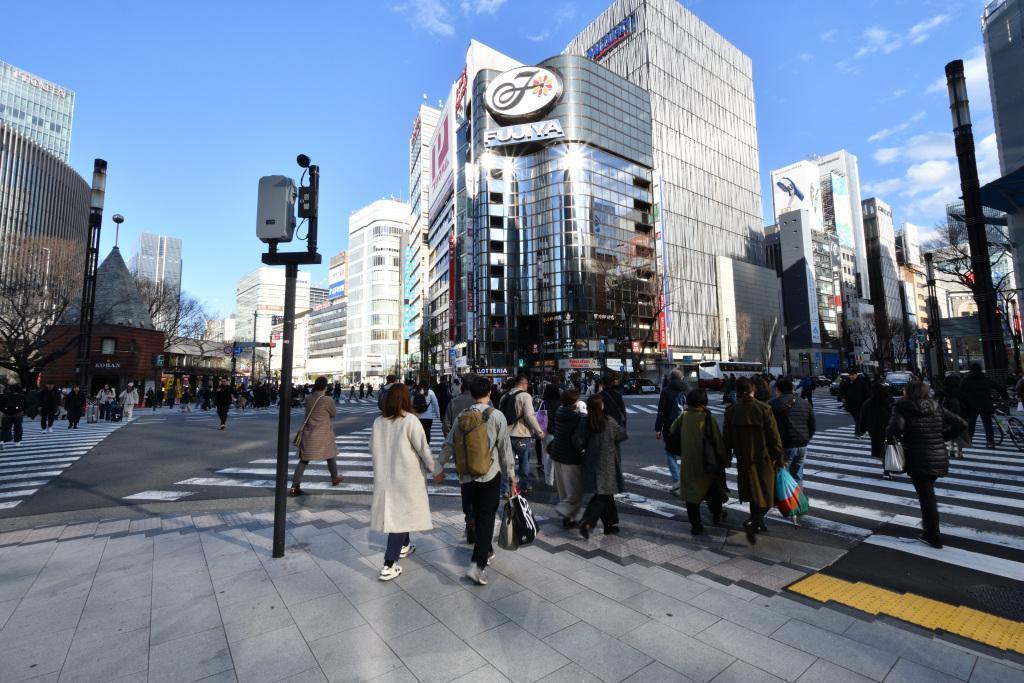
top-left (830, 172), bottom-right (855, 250)
top-left (328, 279), bottom-right (345, 300)
top-left (770, 160), bottom-right (823, 232)
top-left (427, 89), bottom-right (456, 223)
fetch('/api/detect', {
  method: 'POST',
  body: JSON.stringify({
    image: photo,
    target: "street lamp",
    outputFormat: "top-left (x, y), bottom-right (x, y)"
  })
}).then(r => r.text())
top-left (112, 214), bottom-right (125, 248)
top-left (76, 159), bottom-right (108, 391)
top-left (945, 59), bottom-right (1007, 381)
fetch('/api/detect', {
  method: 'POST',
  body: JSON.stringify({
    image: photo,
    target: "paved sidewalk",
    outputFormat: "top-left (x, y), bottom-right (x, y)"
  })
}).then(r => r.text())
top-left (0, 503), bottom-right (1022, 683)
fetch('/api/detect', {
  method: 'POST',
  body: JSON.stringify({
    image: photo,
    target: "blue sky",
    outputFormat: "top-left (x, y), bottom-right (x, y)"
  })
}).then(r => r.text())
top-left (4, 0), bottom-right (999, 316)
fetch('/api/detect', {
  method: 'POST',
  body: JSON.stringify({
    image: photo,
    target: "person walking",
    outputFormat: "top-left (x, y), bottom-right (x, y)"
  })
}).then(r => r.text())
top-left (548, 389), bottom-right (586, 527)
top-left (768, 378), bottom-right (816, 486)
top-left (857, 382), bottom-right (895, 478)
top-left (753, 377), bottom-right (771, 403)
top-left (723, 377), bottom-right (784, 545)
top-left (377, 375), bottom-right (397, 410)
top-left (798, 375), bottom-right (815, 406)
top-left (118, 383), bottom-right (139, 422)
top-left (290, 377), bottom-right (343, 496)
top-left (572, 394), bottom-right (628, 539)
top-left (537, 383), bottom-right (561, 477)
top-left (1, 385), bottom-right (27, 448)
top-left (960, 363), bottom-right (1007, 449)
top-left (213, 379), bottom-right (236, 430)
top-left (844, 374), bottom-right (869, 421)
top-left (65, 386), bottom-right (87, 429)
top-left (722, 373), bottom-right (736, 404)
top-left (935, 374), bottom-right (970, 459)
top-left (499, 375), bottom-right (546, 494)
top-left (596, 376), bottom-right (628, 429)
top-left (887, 380), bottom-right (968, 549)
top-left (670, 388), bottom-right (729, 535)
top-left (438, 376), bottom-right (516, 585)
top-left (38, 381), bottom-right (62, 433)
top-left (655, 369), bottom-right (689, 493)
top-left (412, 380), bottom-right (440, 444)
top-left (358, 383), bottom-right (365, 399)
top-left (95, 384), bottom-right (115, 421)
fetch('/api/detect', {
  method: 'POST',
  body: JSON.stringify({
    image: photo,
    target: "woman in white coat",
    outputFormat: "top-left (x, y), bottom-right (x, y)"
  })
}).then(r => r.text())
top-left (371, 383), bottom-right (443, 581)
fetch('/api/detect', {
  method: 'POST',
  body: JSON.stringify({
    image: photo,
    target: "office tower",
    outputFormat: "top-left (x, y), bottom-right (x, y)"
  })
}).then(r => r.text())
top-left (235, 267), bottom-right (311, 376)
top-left (0, 60), bottom-right (74, 162)
top-left (404, 104), bottom-right (440, 372)
top-left (862, 198), bottom-right (906, 367)
top-left (129, 233), bottom-right (183, 300)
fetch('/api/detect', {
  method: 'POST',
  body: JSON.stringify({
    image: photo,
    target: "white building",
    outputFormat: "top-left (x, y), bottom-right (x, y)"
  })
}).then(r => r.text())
top-left (346, 199), bottom-right (410, 381)
top-left (235, 267), bottom-right (311, 379)
top-left (129, 232), bottom-right (183, 300)
top-left (205, 316), bottom-right (236, 342)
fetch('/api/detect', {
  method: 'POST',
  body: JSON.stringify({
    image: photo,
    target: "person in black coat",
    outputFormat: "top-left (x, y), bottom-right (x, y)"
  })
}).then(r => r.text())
top-left (959, 363), bottom-right (1007, 448)
top-left (213, 379), bottom-right (237, 430)
top-left (597, 376), bottom-right (627, 430)
top-left (887, 380), bottom-right (968, 549)
top-left (934, 374), bottom-right (970, 458)
top-left (857, 383), bottom-right (894, 478)
top-left (549, 389), bottom-right (585, 527)
top-left (38, 382), bottom-right (62, 432)
top-left (844, 374), bottom-right (870, 420)
top-left (65, 386), bottom-right (87, 429)
top-left (655, 370), bottom-right (689, 490)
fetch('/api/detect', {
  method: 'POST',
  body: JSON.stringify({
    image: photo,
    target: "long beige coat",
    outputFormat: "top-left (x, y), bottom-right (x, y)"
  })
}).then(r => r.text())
top-left (370, 412), bottom-right (441, 533)
top-left (297, 392), bottom-right (337, 461)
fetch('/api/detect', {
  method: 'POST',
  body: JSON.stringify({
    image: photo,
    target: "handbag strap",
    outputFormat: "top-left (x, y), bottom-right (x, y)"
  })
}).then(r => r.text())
top-left (298, 395), bottom-right (324, 433)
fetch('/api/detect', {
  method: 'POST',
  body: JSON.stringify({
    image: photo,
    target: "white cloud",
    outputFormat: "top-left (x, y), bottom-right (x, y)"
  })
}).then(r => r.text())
top-left (893, 89), bottom-right (909, 98)
top-left (797, 52), bottom-right (813, 63)
top-left (856, 26), bottom-right (901, 58)
top-left (460, 0), bottom-right (507, 14)
top-left (873, 131), bottom-right (955, 165)
top-left (862, 178), bottom-right (904, 196)
top-left (907, 13), bottom-right (950, 45)
top-left (875, 147), bottom-right (902, 164)
top-left (395, 0), bottom-right (455, 36)
top-left (526, 31), bottom-right (550, 42)
top-left (925, 46), bottom-right (991, 119)
top-left (867, 111), bottom-right (927, 142)
top-left (899, 132), bottom-right (1001, 224)
top-left (820, 29), bottom-right (838, 42)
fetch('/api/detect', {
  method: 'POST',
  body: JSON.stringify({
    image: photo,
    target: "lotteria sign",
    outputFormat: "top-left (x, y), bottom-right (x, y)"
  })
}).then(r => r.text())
top-left (484, 66), bottom-right (563, 123)
top-left (484, 119), bottom-right (564, 148)
top-left (586, 15), bottom-right (636, 61)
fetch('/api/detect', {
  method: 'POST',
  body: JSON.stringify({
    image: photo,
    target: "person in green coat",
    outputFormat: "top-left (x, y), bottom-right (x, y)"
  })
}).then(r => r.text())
top-left (723, 377), bottom-right (784, 544)
top-left (669, 388), bottom-right (730, 535)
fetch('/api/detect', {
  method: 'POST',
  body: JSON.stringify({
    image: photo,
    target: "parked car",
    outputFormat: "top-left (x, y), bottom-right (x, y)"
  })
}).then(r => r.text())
top-left (624, 379), bottom-right (661, 395)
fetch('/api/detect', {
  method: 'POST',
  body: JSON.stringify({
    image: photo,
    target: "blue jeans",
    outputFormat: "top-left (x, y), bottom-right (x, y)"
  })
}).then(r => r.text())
top-left (511, 437), bottom-right (532, 489)
top-left (664, 450), bottom-right (680, 484)
top-left (785, 447), bottom-right (807, 485)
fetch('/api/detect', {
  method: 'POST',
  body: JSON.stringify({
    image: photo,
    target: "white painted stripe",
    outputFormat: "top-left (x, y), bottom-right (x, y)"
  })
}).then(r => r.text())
top-left (810, 437), bottom-right (1024, 467)
top-left (0, 479), bottom-right (50, 489)
top-left (0, 456), bottom-right (81, 466)
top-left (175, 476), bottom-right (461, 497)
top-left (801, 452), bottom-right (1024, 491)
top-left (865, 534), bottom-right (1024, 582)
top-left (123, 490), bottom-right (196, 501)
top-left (0, 489), bottom-right (38, 498)
top-left (0, 470), bottom-right (65, 480)
top-left (0, 500), bottom-right (21, 509)
top-left (615, 492), bottom-right (685, 518)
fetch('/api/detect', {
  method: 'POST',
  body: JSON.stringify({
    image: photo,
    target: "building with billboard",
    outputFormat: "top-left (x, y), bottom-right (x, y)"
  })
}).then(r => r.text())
top-left (328, 252), bottom-right (347, 301)
top-left (567, 0), bottom-right (772, 361)
top-left (128, 232), bottom-right (183, 301)
top-left (0, 60), bottom-right (74, 162)
top-left (346, 199), bottom-right (410, 381)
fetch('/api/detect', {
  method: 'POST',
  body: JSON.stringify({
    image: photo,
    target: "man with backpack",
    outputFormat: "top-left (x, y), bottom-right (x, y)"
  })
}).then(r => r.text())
top-left (769, 378), bottom-right (816, 485)
top-left (437, 376), bottom-right (516, 586)
top-left (498, 375), bottom-right (546, 494)
top-left (655, 369), bottom-right (689, 493)
top-left (411, 380), bottom-right (440, 443)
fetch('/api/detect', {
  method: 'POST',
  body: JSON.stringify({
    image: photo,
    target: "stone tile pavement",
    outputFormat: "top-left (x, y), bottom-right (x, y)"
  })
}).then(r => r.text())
top-left (0, 503), bottom-right (1022, 683)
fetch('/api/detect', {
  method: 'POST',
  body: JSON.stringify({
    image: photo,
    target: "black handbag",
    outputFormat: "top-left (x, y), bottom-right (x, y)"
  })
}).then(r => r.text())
top-left (702, 413), bottom-right (719, 474)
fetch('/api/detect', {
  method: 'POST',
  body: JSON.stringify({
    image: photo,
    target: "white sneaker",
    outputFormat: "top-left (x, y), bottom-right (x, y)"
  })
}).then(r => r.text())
top-left (466, 564), bottom-right (488, 585)
top-left (399, 544), bottom-right (416, 558)
top-left (378, 564), bottom-right (402, 581)
top-left (487, 552), bottom-right (495, 566)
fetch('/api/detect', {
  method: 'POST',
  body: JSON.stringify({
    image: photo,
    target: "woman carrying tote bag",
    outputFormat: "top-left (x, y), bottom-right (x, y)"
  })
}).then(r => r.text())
top-left (289, 376), bottom-right (343, 496)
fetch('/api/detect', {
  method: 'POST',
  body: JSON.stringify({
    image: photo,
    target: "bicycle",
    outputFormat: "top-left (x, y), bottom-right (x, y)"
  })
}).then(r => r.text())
top-left (992, 401), bottom-right (1024, 452)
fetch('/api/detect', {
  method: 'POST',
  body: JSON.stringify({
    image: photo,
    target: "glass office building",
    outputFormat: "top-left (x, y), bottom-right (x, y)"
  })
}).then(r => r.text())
top-left (568, 0), bottom-right (767, 358)
top-left (129, 232), bottom-right (183, 300)
top-left (0, 61), bottom-right (74, 162)
top-left (458, 54), bottom-right (660, 373)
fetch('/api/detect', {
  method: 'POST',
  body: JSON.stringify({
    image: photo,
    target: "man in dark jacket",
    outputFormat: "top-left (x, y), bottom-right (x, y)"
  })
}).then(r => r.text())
top-left (654, 369), bottom-right (689, 491)
top-left (597, 376), bottom-right (627, 429)
top-left (1, 385), bottom-right (27, 447)
top-left (38, 381), bottom-right (62, 433)
top-left (213, 379), bottom-right (236, 430)
top-left (844, 374), bottom-right (870, 419)
top-left (959, 363), bottom-right (1007, 448)
top-left (769, 378), bottom-right (816, 485)
top-left (887, 380), bottom-right (967, 548)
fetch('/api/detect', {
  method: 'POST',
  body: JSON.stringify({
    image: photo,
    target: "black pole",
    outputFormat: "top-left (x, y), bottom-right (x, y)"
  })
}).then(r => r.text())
top-left (946, 60), bottom-right (1007, 382)
top-left (925, 252), bottom-right (946, 380)
top-left (76, 159), bottom-right (107, 392)
top-left (272, 263), bottom-right (298, 558)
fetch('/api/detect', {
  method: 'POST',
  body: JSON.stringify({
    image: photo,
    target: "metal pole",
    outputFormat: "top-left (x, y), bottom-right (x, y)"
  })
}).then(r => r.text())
top-left (925, 252), bottom-right (946, 380)
top-left (272, 262), bottom-right (298, 559)
top-left (76, 159), bottom-right (107, 392)
top-left (946, 60), bottom-right (1007, 382)
top-left (252, 309), bottom-right (258, 386)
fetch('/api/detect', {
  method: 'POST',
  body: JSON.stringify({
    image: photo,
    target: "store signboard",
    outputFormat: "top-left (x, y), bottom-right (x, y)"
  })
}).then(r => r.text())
top-left (770, 160), bottom-right (823, 232)
top-left (428, 92), bottom-right (456, 222)
top-left (558, 358), bottom-right (600, 369)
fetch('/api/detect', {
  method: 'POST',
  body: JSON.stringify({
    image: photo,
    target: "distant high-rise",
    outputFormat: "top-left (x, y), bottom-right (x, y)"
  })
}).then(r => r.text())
top-left (0, 60), bottom-right (74, 162)
top-left (129, 233), bottom-right (183, 300)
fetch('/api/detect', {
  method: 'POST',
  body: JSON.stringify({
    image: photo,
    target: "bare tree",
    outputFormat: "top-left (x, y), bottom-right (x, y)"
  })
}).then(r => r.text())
top-left (135, 278), bottom-right (213, 354)
top-left (852, 314), bottom-right (882, 368)
top-left (0, 237), bottom-right (82, 387)
top-left (924, 213), bottom-right (1014, 300)
top-left (757, 316), bottom-right (781, 370)
top-left (889, 315), bottom-right (913, 369)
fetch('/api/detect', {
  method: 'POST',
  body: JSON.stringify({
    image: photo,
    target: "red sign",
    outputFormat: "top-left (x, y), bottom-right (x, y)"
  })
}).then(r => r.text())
top-left (454, 67), bottom-right (468, 114)
top-left (657, 292), bottom-right (668, 350)
top-left (448, 232), bottom-right (457, 342)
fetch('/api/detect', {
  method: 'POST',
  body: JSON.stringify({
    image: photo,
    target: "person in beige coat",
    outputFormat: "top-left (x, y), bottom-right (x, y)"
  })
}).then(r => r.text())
top-left (371, 383), bottom-right (443, 581)
top-left (289, 377), bottom-right (343, 496)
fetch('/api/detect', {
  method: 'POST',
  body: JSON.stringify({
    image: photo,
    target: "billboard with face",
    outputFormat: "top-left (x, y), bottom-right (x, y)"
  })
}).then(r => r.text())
top-left (771, 160), bottom-right (823, 232)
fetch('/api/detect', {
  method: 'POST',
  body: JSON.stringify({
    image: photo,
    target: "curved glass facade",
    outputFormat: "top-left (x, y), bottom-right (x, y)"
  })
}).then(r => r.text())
top-left (460, 55), bottom-right (659, 372)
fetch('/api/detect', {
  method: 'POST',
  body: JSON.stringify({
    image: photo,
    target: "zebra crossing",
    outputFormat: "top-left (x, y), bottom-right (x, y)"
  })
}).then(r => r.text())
top-left (619, 425), bottom-right (1024, 582)
top-left (0, 421), bottom-right (126, 510)
top-left (132, 400), bottom-right (382, 426)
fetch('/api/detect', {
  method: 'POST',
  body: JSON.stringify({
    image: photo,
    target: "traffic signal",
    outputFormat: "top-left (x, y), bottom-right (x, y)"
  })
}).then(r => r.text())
top-left (517, 358), bottom-right (525, 368)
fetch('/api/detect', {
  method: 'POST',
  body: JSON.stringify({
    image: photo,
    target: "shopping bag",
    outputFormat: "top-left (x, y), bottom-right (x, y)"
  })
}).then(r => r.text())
top-left (509, 492), bottom-right (538, 546)
top-left (774, 468), bottom-right (809, 517)
top-left (497, 499), bottom-right (518, 551)
top-left (883, 442), bottom-right (906, 473)
top-left (542, 436), bottom-right (555, 487)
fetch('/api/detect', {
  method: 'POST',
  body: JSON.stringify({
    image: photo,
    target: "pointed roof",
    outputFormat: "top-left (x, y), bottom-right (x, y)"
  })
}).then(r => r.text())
top-left (65, 247), bottom-right (155, 330)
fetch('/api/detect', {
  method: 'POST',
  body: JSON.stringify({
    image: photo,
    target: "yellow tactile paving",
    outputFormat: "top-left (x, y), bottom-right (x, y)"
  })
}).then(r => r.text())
top-left (787, 574), bottom-right (1024, 654)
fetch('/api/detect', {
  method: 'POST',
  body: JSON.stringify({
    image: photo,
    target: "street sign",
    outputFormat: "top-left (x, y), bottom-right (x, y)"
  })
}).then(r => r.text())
top-left (223, 345), bottom-right (233, 356)
top-left (234, 341), bottom-right (270, 350)
top-left (598, 338), bottom-right (606, 353)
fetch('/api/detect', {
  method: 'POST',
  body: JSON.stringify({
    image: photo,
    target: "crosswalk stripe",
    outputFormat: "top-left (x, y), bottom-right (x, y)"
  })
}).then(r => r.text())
top-left (864, 534), bottom-right (1024, 582)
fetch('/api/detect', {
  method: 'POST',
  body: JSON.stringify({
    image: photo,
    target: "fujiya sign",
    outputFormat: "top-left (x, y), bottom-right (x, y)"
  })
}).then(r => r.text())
top-left (484, 67), bottom-right (563, 123)
top-left (484, 119), bottom-right (564, 149)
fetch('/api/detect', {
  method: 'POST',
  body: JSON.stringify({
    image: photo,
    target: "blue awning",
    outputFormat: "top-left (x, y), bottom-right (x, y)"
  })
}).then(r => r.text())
top-left (980, 165), bottom-right (1024, 213)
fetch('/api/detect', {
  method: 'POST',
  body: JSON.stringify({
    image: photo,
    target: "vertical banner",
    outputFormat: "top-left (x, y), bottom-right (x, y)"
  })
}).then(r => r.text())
top-left (448, 232), bottom-right (457, 342)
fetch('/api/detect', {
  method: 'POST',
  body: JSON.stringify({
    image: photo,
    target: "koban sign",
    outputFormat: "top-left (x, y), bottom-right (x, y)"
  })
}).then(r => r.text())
top-left (484, 119), bottom-right (565, 149)
top-left (484, 67), bottom-right (563, 123)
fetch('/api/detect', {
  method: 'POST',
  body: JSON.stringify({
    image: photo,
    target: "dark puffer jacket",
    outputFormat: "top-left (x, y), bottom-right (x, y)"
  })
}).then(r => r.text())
top-left (548, 406), bottom-right (584, 465)
top-left (768, 393), bottom-right (816, 448)
top-left (959, 370), bottom-right (1007, 415)
top-left (886, 398), bottom-right (967, 478)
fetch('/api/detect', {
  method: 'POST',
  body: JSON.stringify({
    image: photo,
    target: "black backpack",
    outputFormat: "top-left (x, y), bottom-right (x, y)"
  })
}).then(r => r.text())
top-left (499, 390), bottom-right (522, 429)
top-left (412, 388), bottom-right (429, 414)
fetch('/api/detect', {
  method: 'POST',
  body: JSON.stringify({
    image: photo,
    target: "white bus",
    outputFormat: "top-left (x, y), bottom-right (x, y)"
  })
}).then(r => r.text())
top-left (698, 361), bottom-right (764, 389)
